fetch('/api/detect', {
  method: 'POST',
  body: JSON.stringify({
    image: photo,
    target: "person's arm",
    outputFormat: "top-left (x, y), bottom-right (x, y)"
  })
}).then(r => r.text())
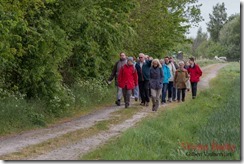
top-left (134, 69), bottom-right (138, 87)
top-left (160, 68), bottom-right (164, 82)
top-left (108, 61), bottom-right (118, 83)
top-left (197, 65), bottom-right (202, 77)
top-left (117, 66), bottom-right (123, 87)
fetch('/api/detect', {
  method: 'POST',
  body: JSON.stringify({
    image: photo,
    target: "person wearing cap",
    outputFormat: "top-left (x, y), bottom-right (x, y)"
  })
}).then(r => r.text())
top-left (187, 57), bottom-right (202, 99)
top-left (108, 52), bottom-right (127, 106)
top-left (174, 61), bottom-right (189, 102)
top-left (118, 57), bottom-right (138, 108)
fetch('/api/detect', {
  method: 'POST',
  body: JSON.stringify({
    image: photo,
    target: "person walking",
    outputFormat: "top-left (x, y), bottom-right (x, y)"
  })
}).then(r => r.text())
top-left (187, 57), bottom-right (202, 99)
top-left (108, 52), bottom-right (127, 106)
top-left (174, 61), bottom-right (189, 102)
top-left (118, 57), bottom-right (138, 108)
top-left (164, 56), bottom-right (176, 102)
top-left (135, 53), bottom-right (152, 106)
top-left (160, 59), bottom-right (171, 105)
top-left (131, 56), bottom-right (139, 101)
top-left (150, 59), bottom-right (164, 111)
top-left (169, 57), bottom-right (178, 101)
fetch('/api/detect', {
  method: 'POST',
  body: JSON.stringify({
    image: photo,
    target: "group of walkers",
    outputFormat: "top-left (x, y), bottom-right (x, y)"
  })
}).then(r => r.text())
top-left (108, 52), bottom-right (202, 111)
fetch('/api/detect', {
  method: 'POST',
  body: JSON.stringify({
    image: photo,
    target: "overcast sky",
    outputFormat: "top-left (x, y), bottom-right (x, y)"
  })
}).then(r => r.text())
top-left (187, 0), bottom-right (240, 38)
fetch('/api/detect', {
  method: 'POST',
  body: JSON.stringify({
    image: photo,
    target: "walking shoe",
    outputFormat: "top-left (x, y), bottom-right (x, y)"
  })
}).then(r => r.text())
top-left (192, 96), bottom-right (196, 99)
top-left (140, 102), bottom-right (145, 106)
top-left (115, 100), bottom-right (121, 106)
top-left (145, 102), bottom-right (149, 106)
top-left (131, 96), bottom-right (135, 99)
top-left (135, 97), bottom-right (138, 101)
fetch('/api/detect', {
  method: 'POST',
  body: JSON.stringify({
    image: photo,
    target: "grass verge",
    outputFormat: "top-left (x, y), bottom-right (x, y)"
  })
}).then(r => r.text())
top-left (81, 62), bottom-right (240, 160)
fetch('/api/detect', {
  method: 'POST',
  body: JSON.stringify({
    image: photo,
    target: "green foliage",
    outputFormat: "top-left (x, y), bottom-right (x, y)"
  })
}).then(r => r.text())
top-left (219, 14), bottom-right (240, 60)
top-left (126, 0), bottom-right (203, 57)
top-left (82, 63), bottom-right (240, 160)
top-left (0, 0), bottom-right (203, 127)
top-left (206, 2), bottom-right (227, 42)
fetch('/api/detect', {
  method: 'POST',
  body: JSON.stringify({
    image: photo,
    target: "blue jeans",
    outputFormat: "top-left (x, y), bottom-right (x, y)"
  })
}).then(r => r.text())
top-left (161, 83), bottom-right (168, 103)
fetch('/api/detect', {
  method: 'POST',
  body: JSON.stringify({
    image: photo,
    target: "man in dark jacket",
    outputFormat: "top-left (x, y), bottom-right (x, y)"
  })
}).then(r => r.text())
top-left (187, 57), bottom-right (202, 99)
top-left (135, 53), bottom-right (152, 106)
top-left (108, 52), bottom-right (127, 106)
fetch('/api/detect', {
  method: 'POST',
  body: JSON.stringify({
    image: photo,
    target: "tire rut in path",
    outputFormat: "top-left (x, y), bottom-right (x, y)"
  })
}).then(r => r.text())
top-left (0, 105), bottom-right (124, 156)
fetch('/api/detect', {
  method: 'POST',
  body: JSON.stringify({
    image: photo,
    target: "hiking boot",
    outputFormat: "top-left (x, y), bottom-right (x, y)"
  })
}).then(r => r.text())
top-left (135, 97), bottom-right (138, 101)
top-left (115, 100), bottom-right (121, 106)
top-left (140, 102), bottom-right (145, 106)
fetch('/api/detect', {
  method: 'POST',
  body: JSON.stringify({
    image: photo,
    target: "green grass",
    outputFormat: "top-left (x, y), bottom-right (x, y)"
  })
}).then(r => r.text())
top-left (0, 83), bottom-right (116, 136)
top-left (81, 62), bottom-right (240, 160)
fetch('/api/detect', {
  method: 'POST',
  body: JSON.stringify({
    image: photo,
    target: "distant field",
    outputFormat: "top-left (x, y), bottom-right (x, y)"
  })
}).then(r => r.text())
top-left (82, 62), bottom-right (240, 160)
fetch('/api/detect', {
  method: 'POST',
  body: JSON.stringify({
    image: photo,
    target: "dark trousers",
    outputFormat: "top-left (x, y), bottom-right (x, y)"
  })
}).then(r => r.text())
top-left (122, 86), bottom-right (132, 106)
top-left (161, 83), bottom-right (168, 103)
top-left (139, 80), bottom-right (150, 103)
top-left (173, 86), bottom-right (177, 100)
top-left (177, 88), bottom-right (186, 101)
top-left (191, 82), bottom-right (198, 98)
top-left (167, 81), bottom-right (174, 99)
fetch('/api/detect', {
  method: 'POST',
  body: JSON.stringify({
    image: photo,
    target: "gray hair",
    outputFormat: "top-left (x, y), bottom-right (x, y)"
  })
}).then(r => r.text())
top-left (151, 59), bottom-right (162, 68)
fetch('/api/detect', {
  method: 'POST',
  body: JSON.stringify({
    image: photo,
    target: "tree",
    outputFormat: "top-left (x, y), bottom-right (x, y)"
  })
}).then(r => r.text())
top-left (125, 0), bottom-right (203, 57)
top-left (219, 14), bottom-right (240, 60)
top-left (206, 3), bottom-right (227, 42)
top-left (192, 27), bottom-right (208, 57)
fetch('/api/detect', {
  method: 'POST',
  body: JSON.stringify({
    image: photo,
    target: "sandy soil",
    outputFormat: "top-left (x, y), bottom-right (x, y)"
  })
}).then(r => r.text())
top-left (0, 63), bottom-right (228, 160)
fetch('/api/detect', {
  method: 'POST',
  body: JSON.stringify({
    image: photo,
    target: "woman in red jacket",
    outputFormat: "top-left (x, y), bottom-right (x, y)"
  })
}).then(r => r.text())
top-left (118, 57), bottom-right (138, 108)
top-left (187, 57), bottom-right (202, 99)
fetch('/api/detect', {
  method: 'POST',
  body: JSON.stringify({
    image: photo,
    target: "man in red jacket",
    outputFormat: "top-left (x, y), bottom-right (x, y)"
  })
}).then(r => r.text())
top-left (187, 57), bottom-right (202, 99)
top-left (118, 57), bottom-right (138, 108)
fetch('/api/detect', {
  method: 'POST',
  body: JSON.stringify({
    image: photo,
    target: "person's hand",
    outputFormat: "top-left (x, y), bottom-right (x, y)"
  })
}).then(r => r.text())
top-left (107, 81), bottom-right (112, 85)
top-left (149, 57), bottom-right (153, 60)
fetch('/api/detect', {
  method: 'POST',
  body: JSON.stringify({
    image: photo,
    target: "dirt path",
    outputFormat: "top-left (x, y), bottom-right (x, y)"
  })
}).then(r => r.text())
top-left (0, 63), bottom-right (228, 160)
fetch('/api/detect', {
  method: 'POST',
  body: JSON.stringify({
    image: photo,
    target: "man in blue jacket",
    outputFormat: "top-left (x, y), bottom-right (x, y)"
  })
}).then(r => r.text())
top-left (135, 53), bottom-right (152, 106)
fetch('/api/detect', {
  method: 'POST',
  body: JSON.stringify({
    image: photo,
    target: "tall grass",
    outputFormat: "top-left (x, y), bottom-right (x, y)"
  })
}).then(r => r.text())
top-left (82, 62), bottom-right (240, 160)
top-left (0, 78), bottom-right (116, 136)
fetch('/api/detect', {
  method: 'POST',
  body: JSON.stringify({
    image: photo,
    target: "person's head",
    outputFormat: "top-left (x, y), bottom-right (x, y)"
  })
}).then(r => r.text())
top-left (139, 53), bottom-right (145, 62)
top-left (185, 61), bottom-right (190, 66)
top-left (189, 57), bottom-right (195, 65)
top-left (178, 61), bottom-right (185, 68)
top-left (145, 55), bottom-right (149, 60)
top-left (164, 56), bottom-right (169, 64)
top-left (151, 59), bottom-right (162, 68)
top-left (169, 57), bottom-right (174, 62)
top-left (127, 57), bottom-right (134, 66)
top-left (159, 59), bottom-right (164, 65)
top-left (120, 52), bottom-right (126, 60)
